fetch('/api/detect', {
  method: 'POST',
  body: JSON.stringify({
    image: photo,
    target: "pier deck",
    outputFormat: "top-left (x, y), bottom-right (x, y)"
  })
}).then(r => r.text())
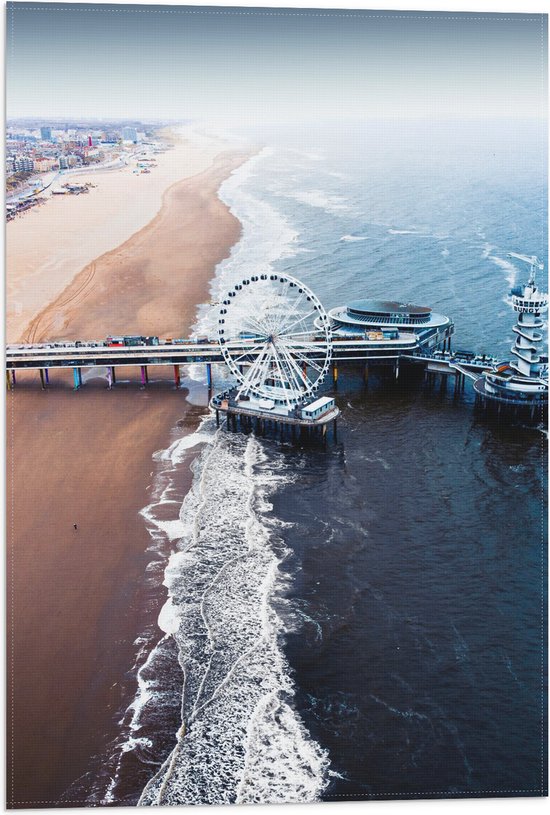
top-left (5, 324), bottom-right (456, 374)
top-left (211, 392), bottom-right (340, 427)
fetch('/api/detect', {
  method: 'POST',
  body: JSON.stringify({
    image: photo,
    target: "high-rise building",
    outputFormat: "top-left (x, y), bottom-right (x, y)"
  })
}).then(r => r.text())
top-left (122, 126), bottom-right (138, 143)
top-left (13, 157), bottom-right (34, 172)
top-left (40, 126), bottom-right (52, 141)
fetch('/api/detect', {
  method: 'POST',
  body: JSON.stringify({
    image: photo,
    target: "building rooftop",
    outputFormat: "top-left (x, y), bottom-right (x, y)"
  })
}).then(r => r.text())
top-left (302, 396), bottom-right (334, 413)
top-left (347, 299), bottom-right (431, 317)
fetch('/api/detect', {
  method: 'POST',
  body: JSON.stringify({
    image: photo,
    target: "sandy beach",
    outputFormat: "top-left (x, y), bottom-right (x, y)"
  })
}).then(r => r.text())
top-left (6, 127), bottom-right (230, 343)
top-left (6, 135), bottom-right (254, 807)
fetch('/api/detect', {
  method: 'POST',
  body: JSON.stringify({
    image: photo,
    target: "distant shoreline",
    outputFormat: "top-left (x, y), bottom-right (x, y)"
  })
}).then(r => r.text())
top-left (6, 126), bottom-right (237, 344)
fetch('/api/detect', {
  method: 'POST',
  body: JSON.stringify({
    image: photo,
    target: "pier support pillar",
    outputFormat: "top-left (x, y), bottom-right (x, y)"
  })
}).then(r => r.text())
top-left (140, 366), bottom-right (148, 386)
top-left (39, 369), bottom-right (46, 389)
top-left (206, 363), bottom-right (213, 389)
top-left (6, 371), bottom-right (11, 391)
top-left (11, 370), bottom-right (16, 387)
top-left (395, 360), bottom-right (400, 380)
top-left (110, 367), bottom-right (116, 385)
top-left (73, 367), bottom-right (82, 391)
top-left (334, 419), bottom-right (338, 442)
top-left (174, 365), bottom-right (181, 388)
top-left (45, 368), bottom-right (49, 384)
top-left (332, 362), bottom-right (338, 388)
top-left (216, 410), bottom-right (219, 428)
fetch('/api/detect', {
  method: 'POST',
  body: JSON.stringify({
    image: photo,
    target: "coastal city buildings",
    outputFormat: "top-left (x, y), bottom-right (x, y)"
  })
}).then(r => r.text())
top-left (5, 118), bottom-right (164, 218)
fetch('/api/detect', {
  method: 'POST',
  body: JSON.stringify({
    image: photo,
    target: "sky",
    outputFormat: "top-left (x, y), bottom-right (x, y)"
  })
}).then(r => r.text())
top-left (6, 2), bottom-right (548, 124)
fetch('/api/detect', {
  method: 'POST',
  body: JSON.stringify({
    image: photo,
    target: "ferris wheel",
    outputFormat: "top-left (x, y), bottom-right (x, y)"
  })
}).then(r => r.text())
top-left (217, 272), bottom-right (332, 406)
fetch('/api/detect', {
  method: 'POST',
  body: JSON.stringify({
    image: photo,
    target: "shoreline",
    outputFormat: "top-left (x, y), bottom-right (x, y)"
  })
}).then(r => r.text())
top-left (7, 142), bottom-right (255, 807)
top-left (6, 126), bottom-right (235, 344)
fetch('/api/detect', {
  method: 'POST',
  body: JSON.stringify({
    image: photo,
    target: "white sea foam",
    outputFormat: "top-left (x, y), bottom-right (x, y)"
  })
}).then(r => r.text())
top-left (388, 228), bottom-right (449, 239)
top-left (81, 366), bottom-right (109, 384)
top-left (489, 254), bottom-right (518, 286)
top-left (153, 431), bottom-right (213, 465)
top-left (192, 147), bottom-right (300, 342)
top-left (340, 234), bottom-right (369, 242)
top-left (132, 149), bottom-right (329, 804)
top-left (138, 428), bottom-right (329, 806)
top-left (287, 189), bottom-right (350, 214)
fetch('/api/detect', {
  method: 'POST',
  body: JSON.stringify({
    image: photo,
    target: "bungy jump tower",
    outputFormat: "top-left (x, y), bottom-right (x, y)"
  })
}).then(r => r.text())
top-left (474, 253), bottom-right (548, 419)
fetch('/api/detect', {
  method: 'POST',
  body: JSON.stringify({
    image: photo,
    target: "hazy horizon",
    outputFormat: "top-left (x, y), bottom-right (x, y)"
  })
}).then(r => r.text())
top-left (6, 3), bottom-right (548, 124)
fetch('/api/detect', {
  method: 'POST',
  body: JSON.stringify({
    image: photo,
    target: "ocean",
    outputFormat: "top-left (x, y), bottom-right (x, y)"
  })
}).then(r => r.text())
top-left (85, 118), bottom-right (548, 803)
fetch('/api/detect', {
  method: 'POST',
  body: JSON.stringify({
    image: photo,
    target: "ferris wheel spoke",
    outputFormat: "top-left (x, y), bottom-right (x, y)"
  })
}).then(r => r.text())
top-left (229, 341), bottom-right (268, 365)
top-left (241, 315), bottom-right (270, 338)
top-left (273, 349), bottom-right (301, 401)
top-left (237, 345), bottom-right (271, 396)
top-left (281, 343), bottom-right (324, 374)
top-left (279, 279), bottom-right (291, 310)
top-left (261, 306), bottom-right (282, 335)
top-left (277, 342), bottom-right (312, 391)
top-left (271, 345), bottom-right (293, 408)
top-left (279, 330), bottom-right (319, 339)
top-left (273, 288), bottom-right (307, 334)
top-left (281, 338), bottom-right (327, 353)
top-left (256, 345), bottom-right (279, 394)
top-left (281, 344), bottom-right (311, 390)
top-left (280, 341), bottom-right (328, 362)
top-left (280, 336), bottom-right (325, 363)
top-left (277, 309), bottom-right (317, 337)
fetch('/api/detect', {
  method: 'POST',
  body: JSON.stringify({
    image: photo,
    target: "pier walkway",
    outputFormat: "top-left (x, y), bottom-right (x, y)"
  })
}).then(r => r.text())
top-left (5, 336), bottom-right (499, 391)
top-left (6, 335), bottom-right (417, 372)
top-left (402, 351), bottom-right (499, 379)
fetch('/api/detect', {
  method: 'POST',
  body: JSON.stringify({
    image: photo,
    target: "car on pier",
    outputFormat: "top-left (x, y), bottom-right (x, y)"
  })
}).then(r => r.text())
top-left (105, 335), bottom-right (160, 347)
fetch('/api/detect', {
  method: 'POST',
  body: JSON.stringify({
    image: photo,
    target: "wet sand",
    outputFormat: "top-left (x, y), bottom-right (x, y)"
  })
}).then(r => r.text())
top-left (6, 147), bottom-right (253, 807)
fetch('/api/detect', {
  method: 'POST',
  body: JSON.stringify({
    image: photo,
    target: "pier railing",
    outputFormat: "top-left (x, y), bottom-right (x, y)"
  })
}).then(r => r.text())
top-left (6, 335), bottom-right (423, 372)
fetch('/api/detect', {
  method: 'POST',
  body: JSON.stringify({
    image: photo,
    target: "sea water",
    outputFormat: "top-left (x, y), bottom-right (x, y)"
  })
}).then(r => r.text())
top-left (101, 118), bottom-right (548, 803)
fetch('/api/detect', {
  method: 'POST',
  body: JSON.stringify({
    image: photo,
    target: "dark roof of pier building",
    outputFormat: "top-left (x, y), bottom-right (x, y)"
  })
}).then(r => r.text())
top-left (346, 299), bottom-right (432, 323)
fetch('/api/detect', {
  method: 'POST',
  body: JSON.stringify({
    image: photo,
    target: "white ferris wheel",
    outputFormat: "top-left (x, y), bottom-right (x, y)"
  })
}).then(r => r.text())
top-left (217, 272), bottom-right (332, 406)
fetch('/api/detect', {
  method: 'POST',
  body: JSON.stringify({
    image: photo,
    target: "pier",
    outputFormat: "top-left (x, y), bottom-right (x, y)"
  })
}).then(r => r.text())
top-left (6, 261), bottom-right (547, 428)
top-left (5, 341), bottom-right (494, 390)
top-left (211, 390), bottom-right (339, 442)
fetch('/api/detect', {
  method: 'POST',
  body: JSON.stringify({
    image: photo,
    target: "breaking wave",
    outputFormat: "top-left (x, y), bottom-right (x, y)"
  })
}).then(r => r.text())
top-left (192, 147), bottom-right (299, 341)
top-left (287, 189), bottom-right (350, 214)
top-left (488, 253), bottom-right (518, 287)
top-left (136, 421), bottom-right (329, 805)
